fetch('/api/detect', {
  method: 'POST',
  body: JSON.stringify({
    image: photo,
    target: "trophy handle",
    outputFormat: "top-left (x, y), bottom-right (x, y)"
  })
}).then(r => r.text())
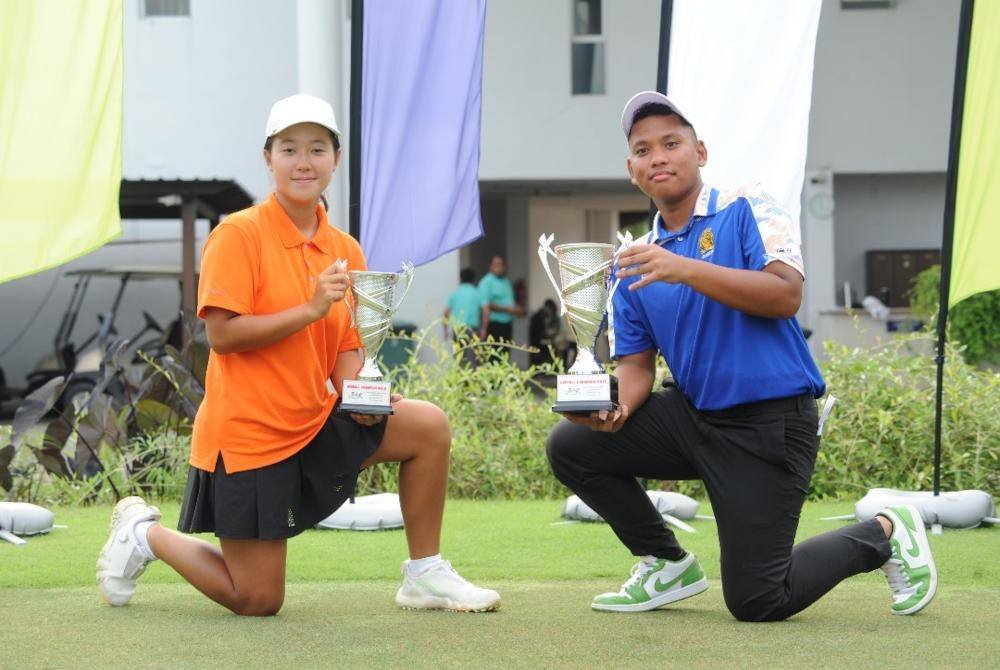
top-left (537, 234), bottom-right (567, 316)
top-left (345, 283), bottom-right (358, 329)
top-left (606, 230), bottom-right (635, 313)
top-left (392, 261), bottom-right (415, 312)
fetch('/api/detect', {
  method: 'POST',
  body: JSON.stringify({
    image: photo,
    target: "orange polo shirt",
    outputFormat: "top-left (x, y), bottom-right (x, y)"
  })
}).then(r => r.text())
top-left (190, 194), bottom-right (365, 473)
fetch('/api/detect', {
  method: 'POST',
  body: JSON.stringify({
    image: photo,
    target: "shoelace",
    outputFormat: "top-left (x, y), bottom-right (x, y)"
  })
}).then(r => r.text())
top-left (882, 558), bottom-right (910, 592)
top-left (409, 559), bottom-right (460, 581)
top-left (436, 560), bottom-right (457, 577)
top-left (619, 561), bottom-right (657, 593)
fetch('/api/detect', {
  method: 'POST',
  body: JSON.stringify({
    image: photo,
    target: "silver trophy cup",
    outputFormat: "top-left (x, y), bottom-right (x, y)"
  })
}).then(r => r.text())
top-left (338, 262), bottom-right (414, 415)
top-left (538, 232), bottom-right (632, 413)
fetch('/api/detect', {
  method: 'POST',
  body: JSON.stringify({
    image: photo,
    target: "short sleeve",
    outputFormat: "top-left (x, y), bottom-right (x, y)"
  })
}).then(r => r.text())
top-left (478, 276), bottom-right (493, 303)
top-left (197, 223), bottom-right (259, 319)
top-left (740, 184), bottom-right (805, 278)
top-left (608, 276), bottom-right (655, 358)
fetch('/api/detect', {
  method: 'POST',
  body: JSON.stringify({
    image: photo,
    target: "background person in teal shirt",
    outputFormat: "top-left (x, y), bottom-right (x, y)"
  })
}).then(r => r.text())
top-left (477, 255), bottom-right (523, 341)
top-left (443, 268), bottom-right (486, 340)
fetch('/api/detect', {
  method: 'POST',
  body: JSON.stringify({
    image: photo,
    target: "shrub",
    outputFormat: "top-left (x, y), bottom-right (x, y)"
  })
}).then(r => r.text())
top-left (356, 329), bottom-right (566, 499)
top-left (815, 333), bottom-right (999, 498)
top-left (0, 313), bottom-right (203, 505)
top-left (910, 264), bottom-right (1000, 366)
top-left (5, 322), bottom-right (996, 506)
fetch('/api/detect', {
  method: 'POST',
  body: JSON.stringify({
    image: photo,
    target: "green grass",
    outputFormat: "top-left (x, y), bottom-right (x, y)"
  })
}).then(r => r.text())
top-left (2, 500), bottom-right (998, 669)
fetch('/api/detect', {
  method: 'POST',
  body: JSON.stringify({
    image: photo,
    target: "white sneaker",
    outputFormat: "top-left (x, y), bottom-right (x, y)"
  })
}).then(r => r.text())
top-left (395, 559), bottom-right (501, 612)
top-left (96, 496), bottom-right (161, 606)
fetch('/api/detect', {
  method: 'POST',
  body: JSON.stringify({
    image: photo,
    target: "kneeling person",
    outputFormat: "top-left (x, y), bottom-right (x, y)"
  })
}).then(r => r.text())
top-left (545, 91), bottom-right (936, 621)
top-left (96, 94), bottom-right (499, 615)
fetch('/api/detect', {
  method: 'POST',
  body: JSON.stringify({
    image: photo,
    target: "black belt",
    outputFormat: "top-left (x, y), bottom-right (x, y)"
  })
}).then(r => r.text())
top-left (700, 392), bottom-right (815, 419)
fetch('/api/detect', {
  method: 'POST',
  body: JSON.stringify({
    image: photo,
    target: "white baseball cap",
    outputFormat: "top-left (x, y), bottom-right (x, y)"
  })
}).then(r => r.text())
top-left (621, 90), bottom-right (693, 138)
top-left (265, 94), bottom-right (341, 141)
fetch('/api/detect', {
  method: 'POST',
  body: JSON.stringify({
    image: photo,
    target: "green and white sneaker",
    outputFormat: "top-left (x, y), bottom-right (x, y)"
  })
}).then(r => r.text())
top-left (878, 504), bottom-right (938, 615)
top-left (592, 553), bottom-right (708, 612)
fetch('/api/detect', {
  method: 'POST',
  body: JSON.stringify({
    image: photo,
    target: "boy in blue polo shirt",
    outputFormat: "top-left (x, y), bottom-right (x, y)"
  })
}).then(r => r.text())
top-left (545, 91), bottom-right (937, 621)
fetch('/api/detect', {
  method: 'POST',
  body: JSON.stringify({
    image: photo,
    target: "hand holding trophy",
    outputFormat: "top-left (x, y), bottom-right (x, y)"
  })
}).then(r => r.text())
top-left (538, 231), bottom-right (633, 414)
top-left (338, 262), bottom-right (415, 415)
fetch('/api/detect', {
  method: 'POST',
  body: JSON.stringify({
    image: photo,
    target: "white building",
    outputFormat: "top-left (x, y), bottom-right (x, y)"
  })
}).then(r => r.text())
top-left (0, 0), bottom-right (959, 388)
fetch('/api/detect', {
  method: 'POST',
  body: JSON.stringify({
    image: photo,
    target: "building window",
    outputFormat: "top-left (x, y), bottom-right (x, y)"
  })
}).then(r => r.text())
top-left (141, 0), bottom-right (190, 17)
top-left (571, 0), bottom-right (605, 95)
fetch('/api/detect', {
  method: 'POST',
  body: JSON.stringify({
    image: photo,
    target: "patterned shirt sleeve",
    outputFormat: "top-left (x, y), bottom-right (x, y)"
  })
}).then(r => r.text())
top-left (741, 183), bottom-right (805, 278)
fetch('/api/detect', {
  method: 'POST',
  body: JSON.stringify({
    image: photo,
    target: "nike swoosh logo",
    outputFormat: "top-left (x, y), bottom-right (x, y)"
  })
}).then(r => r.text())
top-left (653, 573), bottom-right (683, 593)
top-left (905, 533), bottom-right (922, 559)
top-left (896, 515), bottom-right (923, 558)
top-left (900, 516), bottom-right (923, 560)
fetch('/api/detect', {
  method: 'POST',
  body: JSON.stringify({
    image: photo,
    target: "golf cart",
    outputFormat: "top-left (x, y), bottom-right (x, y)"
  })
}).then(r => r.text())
top-left (8, 266), bottom-right (184, 411)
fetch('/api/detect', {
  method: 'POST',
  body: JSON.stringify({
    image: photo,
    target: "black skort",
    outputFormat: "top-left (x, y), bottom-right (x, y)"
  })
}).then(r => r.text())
top-left (178, 410), bottom-right (386, 540)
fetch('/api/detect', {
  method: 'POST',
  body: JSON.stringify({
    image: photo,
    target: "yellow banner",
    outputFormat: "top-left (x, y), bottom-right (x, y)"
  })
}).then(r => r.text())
top-left (950, 1), bottom-right (1000, 307)
top-left (0, 0), bottom-right (123, 284)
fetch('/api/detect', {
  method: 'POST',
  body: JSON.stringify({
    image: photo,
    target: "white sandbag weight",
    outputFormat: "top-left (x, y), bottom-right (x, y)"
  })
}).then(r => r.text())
top-left (0, 502), bottom-right (55, 545)
top-left (315, 493), bottom-right (404, 531)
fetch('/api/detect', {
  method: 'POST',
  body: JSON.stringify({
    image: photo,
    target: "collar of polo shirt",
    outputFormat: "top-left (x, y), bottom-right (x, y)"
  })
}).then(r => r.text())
top-left (652, 184), bottom-right (716, 242)
top-left (266, 194), bottom-right (336, 255)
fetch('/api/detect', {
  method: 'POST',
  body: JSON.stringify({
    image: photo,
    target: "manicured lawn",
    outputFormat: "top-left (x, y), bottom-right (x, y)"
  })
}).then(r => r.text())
top-left (2, 500), bottom-right (997, 669)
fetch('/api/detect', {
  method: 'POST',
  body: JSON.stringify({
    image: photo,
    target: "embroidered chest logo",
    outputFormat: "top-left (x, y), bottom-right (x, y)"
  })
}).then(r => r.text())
top-left (698, 228), bottom-right (715, 258)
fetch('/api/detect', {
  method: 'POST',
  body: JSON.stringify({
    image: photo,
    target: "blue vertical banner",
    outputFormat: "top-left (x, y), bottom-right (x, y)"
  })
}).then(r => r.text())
top-left (359, 0), bottom-right (486, 271)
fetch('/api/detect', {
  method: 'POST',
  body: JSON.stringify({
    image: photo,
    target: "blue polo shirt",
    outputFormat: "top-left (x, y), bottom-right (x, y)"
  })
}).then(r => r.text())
top-left (609, 183), bottom-right (825, 411)
top-left (446, 283), bottom-right (483, 329)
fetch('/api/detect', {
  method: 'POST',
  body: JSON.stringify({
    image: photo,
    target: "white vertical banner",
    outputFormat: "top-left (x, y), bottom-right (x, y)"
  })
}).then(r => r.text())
top-left (667, 0), bottom-right (822, 224)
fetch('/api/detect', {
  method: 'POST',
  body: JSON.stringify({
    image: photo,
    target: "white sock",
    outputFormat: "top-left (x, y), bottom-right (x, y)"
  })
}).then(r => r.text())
top-left (407, 553), bottom-right (443, 576)
top-left (133, 519), bottom-right (158, 561)
top-left (644, 553), bottom-right (685, 565)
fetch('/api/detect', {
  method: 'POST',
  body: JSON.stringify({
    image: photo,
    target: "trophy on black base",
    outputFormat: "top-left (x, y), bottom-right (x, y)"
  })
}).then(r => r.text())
top-left (338, 263), bottom-right (414, 415)
top-left (538, 232), bottom-right (632, 414)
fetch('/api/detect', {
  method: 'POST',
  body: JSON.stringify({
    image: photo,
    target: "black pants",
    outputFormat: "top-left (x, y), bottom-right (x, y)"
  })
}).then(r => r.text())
top-left (546, 383), bottom-right (891, 622)
top-left (453, 332), bottom-right (479, 368)
top-left (486, 321), bottom-right (513, 341)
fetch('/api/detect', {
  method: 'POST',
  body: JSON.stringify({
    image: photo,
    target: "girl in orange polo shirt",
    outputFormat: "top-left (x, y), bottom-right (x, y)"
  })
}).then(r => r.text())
top-left (96, 94), bottom-right (500, 615)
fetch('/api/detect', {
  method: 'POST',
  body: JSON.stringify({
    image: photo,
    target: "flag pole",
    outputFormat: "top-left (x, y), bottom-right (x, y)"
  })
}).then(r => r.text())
top-left (655, 0), bottom-right (673, 95)
top-left (639, 0), bottom-right (674, 494)
top-left (933, 0), bottom-right (975, 496)
top-left (648, 0), bottom-right (674, 227)
top-left (349, 0), bottom-right (364, 241)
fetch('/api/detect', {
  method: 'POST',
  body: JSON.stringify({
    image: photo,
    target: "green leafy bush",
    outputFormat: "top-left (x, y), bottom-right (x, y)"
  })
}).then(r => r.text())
top-left (0, 314), bottom-right (204, 505)
top-left (357, 329), bottom-right (565, 499)
top-left (5, 322), bottom-right (996, 506)
top-left (910, 264), bottom-right (1000, 366)
top-left (816, 333), bottom-right (999, 498)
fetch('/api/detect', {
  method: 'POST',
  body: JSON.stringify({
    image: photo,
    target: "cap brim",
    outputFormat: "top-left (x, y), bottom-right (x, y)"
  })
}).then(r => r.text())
top-left (621, 91), bottom-right (691, 138)
top-left (266, 118), bottom-right (341, 140)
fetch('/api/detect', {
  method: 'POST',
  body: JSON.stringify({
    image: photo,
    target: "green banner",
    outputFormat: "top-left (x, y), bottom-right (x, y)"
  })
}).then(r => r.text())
top-left (950, 1), bottom-right (1000, 308)
top-left (0, 0), bottom-right (123, 284)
